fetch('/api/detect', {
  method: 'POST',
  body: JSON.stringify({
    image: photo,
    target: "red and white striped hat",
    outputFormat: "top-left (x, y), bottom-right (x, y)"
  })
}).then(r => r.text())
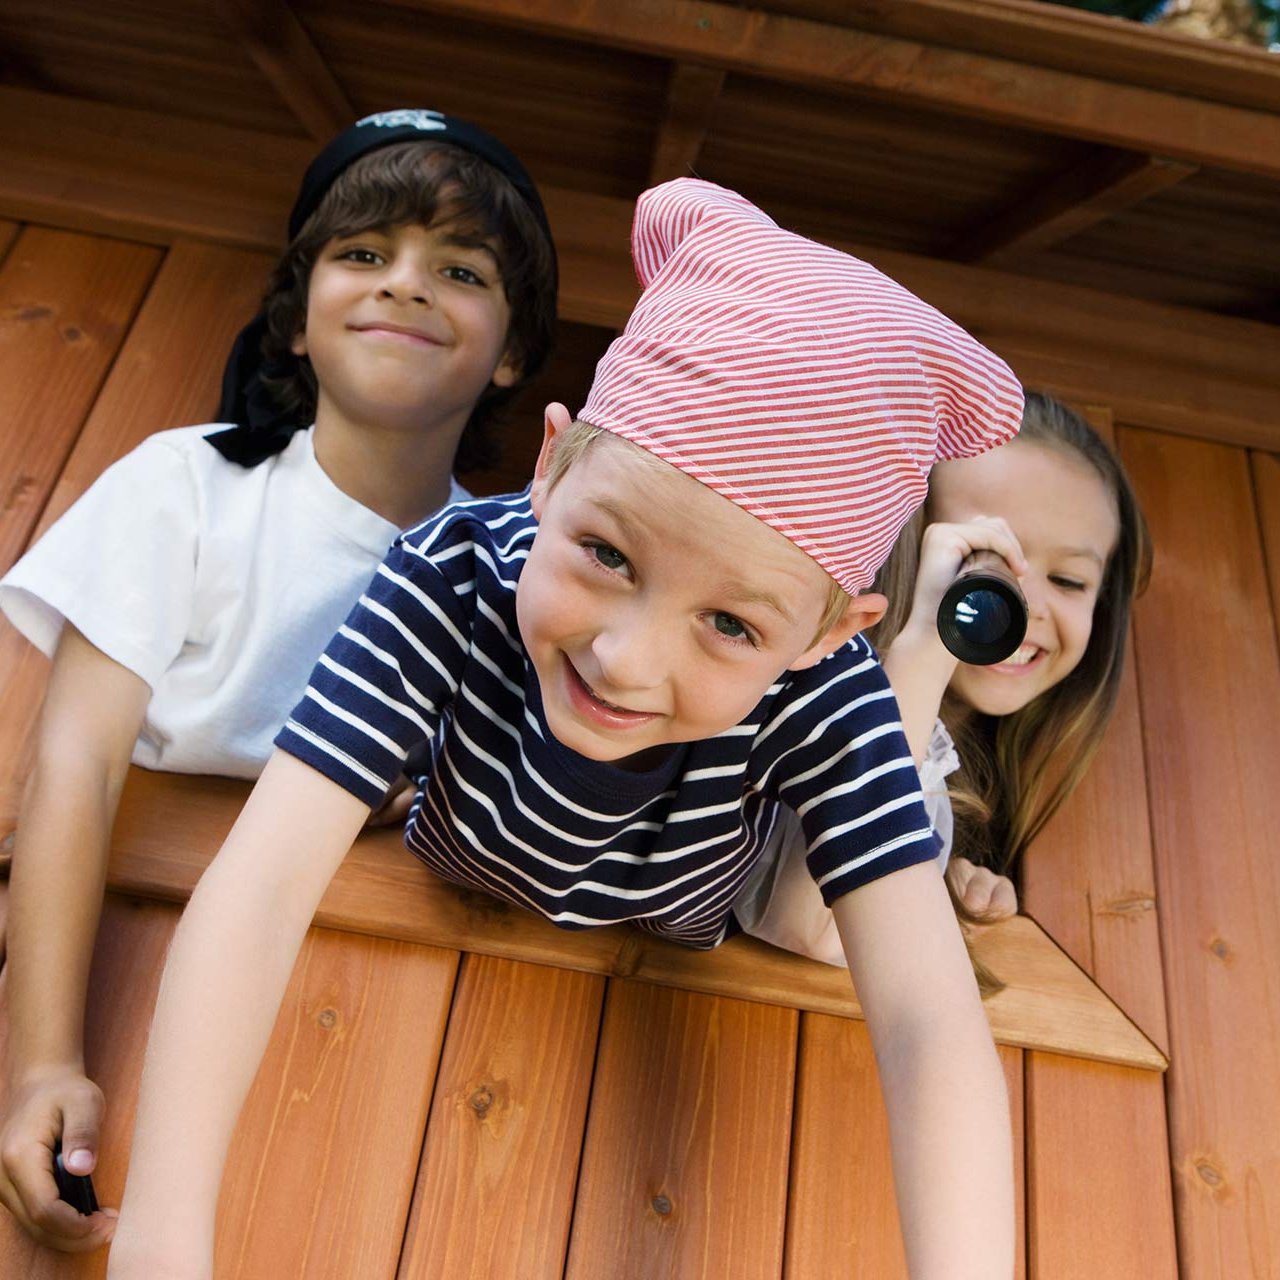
top-left (579, 179), bottom-right (1024, 593)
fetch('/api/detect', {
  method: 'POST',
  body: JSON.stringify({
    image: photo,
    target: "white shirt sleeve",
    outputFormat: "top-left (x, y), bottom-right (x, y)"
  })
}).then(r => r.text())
top-left (0, 434), bottom-right (200, 691)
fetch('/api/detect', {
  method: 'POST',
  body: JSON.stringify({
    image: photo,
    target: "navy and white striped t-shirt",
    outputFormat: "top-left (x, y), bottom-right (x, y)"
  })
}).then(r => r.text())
top-left (277, 493), bottom-right (938, 950)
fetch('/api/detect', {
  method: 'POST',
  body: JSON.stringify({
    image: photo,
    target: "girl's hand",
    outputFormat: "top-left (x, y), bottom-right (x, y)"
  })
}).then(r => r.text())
top-left (0, 1067), bottom-right (117, 1252)
top-left (947, 856), bottom-right (1018, 921)
top-left (902, 516), bottom-right (1028, 649)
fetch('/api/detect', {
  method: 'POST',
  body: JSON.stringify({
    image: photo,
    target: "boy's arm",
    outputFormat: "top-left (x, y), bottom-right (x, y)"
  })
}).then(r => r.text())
top-left (1, 625), bottom-right (149, 1250)
top-left (832, 862), bottom-right (1014, 1279)
top-left (106, 751), bottom-right (369, 1280)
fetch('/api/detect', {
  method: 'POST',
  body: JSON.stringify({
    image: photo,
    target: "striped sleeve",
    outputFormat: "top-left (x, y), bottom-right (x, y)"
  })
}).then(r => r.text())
top-left (275, 531), bottom-right (475, 807)
top-left (759, 639), bottom-right (939, 905)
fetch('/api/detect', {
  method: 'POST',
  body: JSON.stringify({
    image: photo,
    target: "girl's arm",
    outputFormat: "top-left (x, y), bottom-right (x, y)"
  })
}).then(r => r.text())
top-left (0, 626), bottom-right (149, 1251)
top-left (106, 751), bottom-right (370, 1280)
top-left (833, 861), bottom-right (1013, 1279)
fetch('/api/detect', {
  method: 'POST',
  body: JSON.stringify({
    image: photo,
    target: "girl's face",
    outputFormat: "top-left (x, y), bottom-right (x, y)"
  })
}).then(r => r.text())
top-left (928, 439), bottom-right (1120, 718)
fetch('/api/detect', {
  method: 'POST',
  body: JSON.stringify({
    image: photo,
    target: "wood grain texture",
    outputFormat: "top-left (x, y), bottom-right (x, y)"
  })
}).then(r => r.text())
top-left (0, 90), bottom-right (1276, 451)
top-left (0, 239), bottom-right (271, 831)
top-left (398, 955), bottom-right (604, 1279)
top-left (0, 895), bottom-right (180, 1279)
top-left (1253, 449), bottom-right (1280, 651)
top-left (100, 768), bottom-right (1165, 1069)
top-left (956, 151), bottom-right (1196, 265)
top-left (0, 227), bottom-right (160, 573)
top-left (214, 930), bottom-right (458, 1279)
top-left (565, 980), bottom-right (796, 1280)
top-left (647, 62), bottom-right (726, 186)
top-left (0, 221), bottom-right (18, 265)
top-left (1021, 405), bottom-right (1168, 1053)
top-left (1121, 427), bottom-right (1280, 1279)
top-left (785, 1019), bottom-right (1025, 1280)
top-left (385, 0), bottom-right (1280, 180)
top-left (1026, 1054), bottom-right (1176, 1279)
top-left (212, 0), bottom-right (353, 141)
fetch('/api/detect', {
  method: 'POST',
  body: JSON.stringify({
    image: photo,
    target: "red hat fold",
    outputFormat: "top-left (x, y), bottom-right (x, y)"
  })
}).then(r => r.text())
top-left (580, 179), bottom-right (1024, 593)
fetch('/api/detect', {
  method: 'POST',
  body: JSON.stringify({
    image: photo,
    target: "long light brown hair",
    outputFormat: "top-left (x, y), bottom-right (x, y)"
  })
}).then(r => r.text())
top-left (869, 392), bottom-right (1152, 880)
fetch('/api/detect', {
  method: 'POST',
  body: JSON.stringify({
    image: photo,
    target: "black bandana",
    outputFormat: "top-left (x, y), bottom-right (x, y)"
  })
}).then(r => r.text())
top-left (207, 109), bottom-right (553, 467)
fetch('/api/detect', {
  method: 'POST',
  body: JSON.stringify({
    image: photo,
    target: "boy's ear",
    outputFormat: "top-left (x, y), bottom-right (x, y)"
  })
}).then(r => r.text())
top-left (788, 592), bottom-right (888, 671)
top-left (291, 331), bottom-right (307, 357)
top-left (530, 402), bottom-right (574, 518)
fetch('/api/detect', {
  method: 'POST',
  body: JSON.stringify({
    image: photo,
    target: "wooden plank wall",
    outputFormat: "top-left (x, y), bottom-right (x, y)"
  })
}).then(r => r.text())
top-left (0, 210), bottom-right (1276, 1279)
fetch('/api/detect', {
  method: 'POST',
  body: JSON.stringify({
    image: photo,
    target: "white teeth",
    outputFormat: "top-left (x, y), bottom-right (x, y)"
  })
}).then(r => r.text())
top-left (1004, 645), bottom-right (1039, 666)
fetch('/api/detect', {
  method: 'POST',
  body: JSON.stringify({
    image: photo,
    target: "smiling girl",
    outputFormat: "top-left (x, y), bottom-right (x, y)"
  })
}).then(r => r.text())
top-left (736, 391), bottom-right (1152, 959)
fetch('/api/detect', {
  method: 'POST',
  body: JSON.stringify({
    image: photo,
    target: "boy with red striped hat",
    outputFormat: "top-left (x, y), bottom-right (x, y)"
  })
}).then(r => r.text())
top-left (110, 179), bottom-right (1021, 1280)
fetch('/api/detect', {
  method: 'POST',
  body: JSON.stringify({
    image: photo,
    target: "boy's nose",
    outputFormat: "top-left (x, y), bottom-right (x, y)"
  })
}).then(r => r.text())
top-left (379, 259), bottom-right (435, 305)
top-left (590, 621), bottom-right (667, 695)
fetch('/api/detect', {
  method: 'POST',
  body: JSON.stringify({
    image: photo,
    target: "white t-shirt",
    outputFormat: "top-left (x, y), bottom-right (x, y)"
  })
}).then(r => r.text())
top-left (732, 719), bottom-right (959, 966)
top-left (0, 425), bottom-right (466, 778)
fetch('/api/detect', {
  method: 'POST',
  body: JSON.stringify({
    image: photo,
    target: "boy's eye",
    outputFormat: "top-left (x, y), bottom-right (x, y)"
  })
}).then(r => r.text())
top-left (444, 264), bottom-right (486, 286)
top-left (338, 247), bottom-right (383, 266)
top-left (712, 612), bottom-right (751, 642)
top-left (588, 541), bottom-right (628, 572)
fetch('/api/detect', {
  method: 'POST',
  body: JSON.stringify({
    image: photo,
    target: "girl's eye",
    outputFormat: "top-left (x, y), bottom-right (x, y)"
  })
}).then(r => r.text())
top-left (1049, 575), bottom-right (1088, 593)
top-left (587, 541), bottom-right (629, 573)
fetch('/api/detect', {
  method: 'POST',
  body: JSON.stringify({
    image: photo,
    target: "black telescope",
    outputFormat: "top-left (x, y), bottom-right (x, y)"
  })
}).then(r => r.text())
top-left (936, 550), bottom-right (1028, 666)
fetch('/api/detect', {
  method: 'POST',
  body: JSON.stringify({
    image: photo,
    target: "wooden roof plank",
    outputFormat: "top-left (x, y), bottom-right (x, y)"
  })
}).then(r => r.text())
top-left (1020, 407), bottom-right (1169, 1054)
top-left (0, 239), bottom-right (270, 830)
top-left (955, 151), bottom-right (1198, 265)
top-left (647, 61), bottom-right (726, 186)
top-left (92, 768), bottom-right (1167, 1071)
top-left (384, 0), bottom-right (1280, 180)
top-left (398, 955), bottom-right (604, 1279)
top-left (768, 0), bottom-right (1280, 114)
top-left (564, 981), bottom-right (794, 1279)
top-left (0, 88), bottom-right (1275, 453)
top-left (0, 221), bottom-right (17, 265)
top-left (1121, 426), bottom-right (1280, 1276)
top-left (1026, 1055), bottom-right (1177, 1277)
top-left (212, 0), bottom-right (354, 142)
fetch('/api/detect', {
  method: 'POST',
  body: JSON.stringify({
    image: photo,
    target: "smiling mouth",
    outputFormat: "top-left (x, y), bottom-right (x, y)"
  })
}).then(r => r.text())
top-left (992, 644), bottom-right (1044, 670)
top-left (563, 658), bottom-right (658, 725)
top-left (352, 324), bottom-right (443, 345)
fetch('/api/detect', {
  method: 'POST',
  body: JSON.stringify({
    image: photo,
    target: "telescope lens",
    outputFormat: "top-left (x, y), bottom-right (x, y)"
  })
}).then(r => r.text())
top-left (953, 588), bottom-right (1012, 647)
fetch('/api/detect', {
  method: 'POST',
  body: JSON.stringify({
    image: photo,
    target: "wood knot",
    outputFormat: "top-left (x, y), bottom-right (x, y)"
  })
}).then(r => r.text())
top-left (62, 326), bottom-right (82, 342)
top-left (651, 1194), bottom-right (673, 1216)
top-left (15, 305), bottom-right (52, 323)
top-left (317, 1007), bottom-right (338, 1029)
top-left (1207, 936), bottom-right (1233, 963)
top-left (1195, 1159), bottom-right (1224, 1189)
top-left (1101, 895), bottom-right (1155, 917)
top-left (469, 1085), bottom-right (494, 1118)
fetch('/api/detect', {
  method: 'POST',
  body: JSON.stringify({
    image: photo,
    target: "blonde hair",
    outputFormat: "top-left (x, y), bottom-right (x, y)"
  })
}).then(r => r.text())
top-left (870, 392), bottom-right (1152, 881)
top-left (544, 419), bottom-right (852, 645)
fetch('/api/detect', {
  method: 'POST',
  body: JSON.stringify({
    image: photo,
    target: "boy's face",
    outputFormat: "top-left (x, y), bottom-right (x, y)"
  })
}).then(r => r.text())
top-left (295, 221), bottom-right (519, 436)
top-left (518, 407), bottom-right (883, 769)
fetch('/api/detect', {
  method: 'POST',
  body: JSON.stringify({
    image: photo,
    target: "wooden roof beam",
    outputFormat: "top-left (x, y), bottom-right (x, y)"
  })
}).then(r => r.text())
top-left (953, 151), bottom-right (1199, 267)
top-left (0, 87), bottom-right (1275, 453)
top-left (648, 62), bottom-right (726, 186)
top-left (381, 0), bottom-right (1280, 182)
top-left (213, 0), bottom-right (354, 142)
